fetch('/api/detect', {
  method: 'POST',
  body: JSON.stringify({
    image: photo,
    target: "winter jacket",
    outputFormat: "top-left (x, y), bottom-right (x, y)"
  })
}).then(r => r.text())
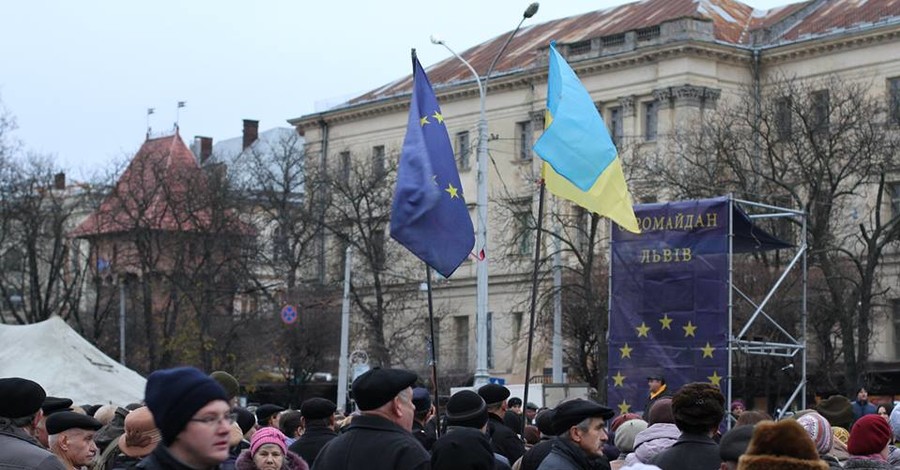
top-left (310, 414), bottom-right (429, 470)
top-left (851, 401), bottom-right (877, 421)
top-left (488, 413), bottom-right (527, 464)
top-left (821, 453), bottom-right (844, 470)
top-left (650, 432), bottom-right (720, 470)
top-left (235, 449), bottom-right (309, 470)
top-left (537, 437), bottom-right (610, 470)
top-left (136, 445), bottom-right (223, 470)
top-left (287, 426), bottom-right (336, 467)
top-left (0, 424), bottom-right (66, 470)
top-left (520, 438), bottom-right (555, 470)
top-left (843, 457), bottom-right (893, 469)
top-left (623, 423), bottom-right (680, 467)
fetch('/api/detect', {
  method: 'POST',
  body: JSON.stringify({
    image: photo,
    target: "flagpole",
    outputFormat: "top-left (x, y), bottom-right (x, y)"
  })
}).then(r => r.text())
top-left (522, 178), bottom-right (546, 437)
top-left (424, 265), bottom-right (441, 438)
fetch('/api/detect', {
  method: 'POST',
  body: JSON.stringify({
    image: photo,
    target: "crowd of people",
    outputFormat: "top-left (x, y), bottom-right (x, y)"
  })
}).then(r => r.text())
top-left (2, 367), bottom-right (900, 470)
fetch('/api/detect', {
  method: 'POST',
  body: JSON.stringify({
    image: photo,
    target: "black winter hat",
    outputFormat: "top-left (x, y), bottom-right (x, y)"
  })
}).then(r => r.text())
top-left (144, 367), bottom-right (228, 445)
top-left (45, 411), bottom-right (102, 435)
top-left (300, 398), bottom-right (336, 421)
top-left (0, 378), bottom-right (45, 419)
top-left (351, 367), bottom-right (418, 411)
top-left (535, 408), bottom-right (557, 436)
top-left (477, 383), bottom-right (510, 406)
top-left (255, 404), bottom-right (285, 425)
top-left (720, 424), bottom-right (755, 462)
top-left (42, 397), bottom-right (74, 416)
top-left (233, 407), bottom-right (256, 434)
top-left (446, 390), bottom-right (488, 429)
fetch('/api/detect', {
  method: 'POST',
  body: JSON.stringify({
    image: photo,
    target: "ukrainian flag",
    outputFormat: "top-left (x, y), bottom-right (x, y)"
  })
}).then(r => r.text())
top-left (533, 43), bottom-right (640, 233)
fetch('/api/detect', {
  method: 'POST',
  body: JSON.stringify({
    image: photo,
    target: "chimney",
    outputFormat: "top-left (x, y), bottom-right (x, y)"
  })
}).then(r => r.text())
top-left (53, 172), bottom-right (66, 190)
top-left (242, 119), bottom-right (259, 150)
top-left (199, 136), bottom-right (213, 163)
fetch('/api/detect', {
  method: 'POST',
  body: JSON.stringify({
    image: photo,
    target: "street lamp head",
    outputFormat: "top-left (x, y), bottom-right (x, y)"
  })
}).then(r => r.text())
top-left (524, 2), bottom-right (539, 19)
top-left (430, 34), bottom-right (445, 46)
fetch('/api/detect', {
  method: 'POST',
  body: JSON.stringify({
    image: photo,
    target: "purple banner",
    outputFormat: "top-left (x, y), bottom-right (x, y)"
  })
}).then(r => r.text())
top-left (608, 197), bottom-right (729, 415)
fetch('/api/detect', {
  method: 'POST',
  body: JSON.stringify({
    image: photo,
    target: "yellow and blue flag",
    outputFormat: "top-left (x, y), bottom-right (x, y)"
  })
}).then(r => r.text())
top-left (533, 43), bottom-right (640, 233)
top-left (390, 52), bottom-right (475, 277)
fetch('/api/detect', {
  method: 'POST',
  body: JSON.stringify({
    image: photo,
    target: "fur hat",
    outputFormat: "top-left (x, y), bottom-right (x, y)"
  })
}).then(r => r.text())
top-left (795, 411), bottom-right (833, 455)
top-left (848, 414), bottom-right (892, 456)
top-left (144, 367), bottom-right (228, 445)
top-left (671, 383), bottom-right (725, 434)
top-left (647, 398), bottom-right (675, 425)
top-left (614, 419), bottom-right (648, 453)
top-left (737, 419), bottom-right (829, 470)
top-left (815, 395), bottom-right (853, 430)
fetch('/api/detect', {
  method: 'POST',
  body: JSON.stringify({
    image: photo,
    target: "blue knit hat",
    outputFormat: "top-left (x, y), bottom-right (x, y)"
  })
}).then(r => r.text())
top-left (145, 367), bottom-right (228, 445)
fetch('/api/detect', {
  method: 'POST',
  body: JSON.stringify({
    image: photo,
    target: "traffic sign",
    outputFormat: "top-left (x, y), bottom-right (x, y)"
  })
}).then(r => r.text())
top-left (280, 305), bottom-right (298, 324)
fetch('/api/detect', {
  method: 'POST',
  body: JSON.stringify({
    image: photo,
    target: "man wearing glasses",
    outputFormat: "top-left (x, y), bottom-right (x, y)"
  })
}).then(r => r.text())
top-left (139, 367), bottom-right (233, 470)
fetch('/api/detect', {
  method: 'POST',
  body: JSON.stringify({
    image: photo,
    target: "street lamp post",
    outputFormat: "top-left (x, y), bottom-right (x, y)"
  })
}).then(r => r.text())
top-left (432, 2), bottom-right (538, 387)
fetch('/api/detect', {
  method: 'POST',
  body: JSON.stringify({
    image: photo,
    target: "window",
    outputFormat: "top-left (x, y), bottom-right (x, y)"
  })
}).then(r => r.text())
top-left (516, 209), bottom-right (533, 256)
top-left (456, 131), bottom-right (471, 170)
top-left (372, 145), bottom-right (385, 178)
top-left (487, 311), bottom-right (494, 369)
top-left (893, 300), bottom-right (900, 357)
top-left (609, 106), bottom-right (623, 147)
top-left (636, 26), bottom-right (660, 42)
top-left (569, 40), bottom-right (592, 56)
top-left (811, 90), bottom-right (830, 134)
top-left (776, 97), bottom-right (792, 140)
top-left (372, 228), bottom-right (386, 271)
top-left (339, 151), bottom-right (351, 185)
top-left (890, 183), bottom-right (900, 218)
top-left (454, 316), bottom-right (469, 369)
top-left (644, 101), bottom-right (658, 141)
top-left (890, 78), bottom-right (900, 125)
top-left (517, 121), bottom-right (534, 160)
top-left (602, 34), bottom-right (625, 47)
top-left (272, 225), bottom-right (289, 262)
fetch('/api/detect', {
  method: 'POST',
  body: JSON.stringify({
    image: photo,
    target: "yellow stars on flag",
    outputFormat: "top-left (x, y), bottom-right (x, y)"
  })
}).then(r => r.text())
top-left (445, 183), bottom-right (460, 199)
top-left (682, 321), bottom-right (697, 338)
top-left (701, 342), bottom-right (715, 358)
top-left (420, 110), bottom-right (446, 127)
top-left (635, 322), bottom-right (650, 338)
top-left (618, 401), bottom-right (631, 414)
top-left (659, 313), bottom-right (673, 330)
top-left (612, 371), bottom-right (626, 387)
top-left (619, 343), bottom-right (633, 359)
top-left (707, 370), bottom-right (722, 386)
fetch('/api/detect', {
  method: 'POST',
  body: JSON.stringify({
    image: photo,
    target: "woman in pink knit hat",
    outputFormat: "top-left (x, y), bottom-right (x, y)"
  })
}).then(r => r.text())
top-left (235, 427), bottom-right (308, 470)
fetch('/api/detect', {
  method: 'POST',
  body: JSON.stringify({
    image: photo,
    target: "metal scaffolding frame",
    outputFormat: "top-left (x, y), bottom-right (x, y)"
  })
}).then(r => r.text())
top-left (727, 196), bottom-right (808, 422)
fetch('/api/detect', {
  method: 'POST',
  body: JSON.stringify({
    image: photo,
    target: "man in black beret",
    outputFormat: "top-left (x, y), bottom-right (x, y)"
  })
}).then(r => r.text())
top-left (0, 377), bottom-right (66, 470)
top-left (719, 424), bottom-right (754, 470)
top-left (46, 411), bottom-right (102, 470)
top-left (542, 398), bottom-right (614, 470)
top-left (411, 387), bottom-right (437, 452)
top-left (478, 383), bottom-right (526, 464)
top-left (288, 397), bottom-right (337, 466)
top-left (313, 367), bottom-right (429, 470)
top-left (35, 396), bottom-right (74, 448)
top-left (650, 382), bottom-right (725, 470)
top-left (255, 404), bottom-right (285, 429)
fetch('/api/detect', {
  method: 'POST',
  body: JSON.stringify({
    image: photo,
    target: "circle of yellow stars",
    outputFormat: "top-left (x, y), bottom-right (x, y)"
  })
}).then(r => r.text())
top-left (614, 313), bottom-right (722, 390)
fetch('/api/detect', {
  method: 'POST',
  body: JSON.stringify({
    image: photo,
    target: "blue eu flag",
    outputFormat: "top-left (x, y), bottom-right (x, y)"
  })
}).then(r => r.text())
top-left (390, 52), bottom-right (475, 278)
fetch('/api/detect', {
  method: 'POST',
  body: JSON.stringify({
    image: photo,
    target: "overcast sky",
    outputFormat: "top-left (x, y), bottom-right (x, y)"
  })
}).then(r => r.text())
top-left (1, 0), bottom-right (790, 179)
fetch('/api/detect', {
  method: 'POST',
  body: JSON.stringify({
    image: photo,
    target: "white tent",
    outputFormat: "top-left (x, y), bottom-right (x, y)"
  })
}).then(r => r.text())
top-left (0, 316), bottom-right (146, 405)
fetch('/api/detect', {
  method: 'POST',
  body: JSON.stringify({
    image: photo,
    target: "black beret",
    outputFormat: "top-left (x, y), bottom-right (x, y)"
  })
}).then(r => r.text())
top-left (46, 411), bottom-right (102, 435)
top-left (255, 404), bottom-right (285, 424)
top-left (446, 390), bottom-right (488, 429)
top-left (535, 408), bottom-right (557, 436)
top-left (552, 399), bottom-right (614, 435)
top-left (351, 367), bottom-right (418, 411)
top-left (233, 407), bottom-right (256, 434)
top-left (508, 397), bottom-right (523, 408)
top-left (477, 384), bottom-right (510, 406)
top-left (0, 378), bottom-right (46, 419)
top-left (412, 387), bottom-right (432, 413)
top-left (42, 396), bottom-right (74, 416)
top-left (526, 402), bottom-right (539, 410)
top-left (301, 398), bottom-right (336, 420)
top-left (719, 424), bottom-right (755, 462)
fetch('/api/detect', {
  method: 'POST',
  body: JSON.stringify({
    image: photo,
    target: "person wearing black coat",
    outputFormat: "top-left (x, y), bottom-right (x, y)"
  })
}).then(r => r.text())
top-left (311, 368), bottom-right (429, 470)
top-left (649, 383), bottom-right (724, 470)
top-left (479, 384), bottom-right (526, 464)
top-left (287, 398), bottom-right (337, 467)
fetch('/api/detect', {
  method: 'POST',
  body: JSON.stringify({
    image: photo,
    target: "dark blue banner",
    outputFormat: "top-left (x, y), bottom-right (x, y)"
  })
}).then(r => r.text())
top-left (608, 197), bottom-right (729, 415)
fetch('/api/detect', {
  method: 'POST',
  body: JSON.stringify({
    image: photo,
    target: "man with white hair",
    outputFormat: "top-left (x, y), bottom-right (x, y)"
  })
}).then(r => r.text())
top-left (46, 411), bottom-right (102, 470)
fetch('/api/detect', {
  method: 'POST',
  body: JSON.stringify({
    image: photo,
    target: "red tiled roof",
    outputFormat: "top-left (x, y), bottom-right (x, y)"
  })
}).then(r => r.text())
top-left (341, 0), bottom-right (900, 108)
top-left (71, 133), bottom-right (236, 237)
